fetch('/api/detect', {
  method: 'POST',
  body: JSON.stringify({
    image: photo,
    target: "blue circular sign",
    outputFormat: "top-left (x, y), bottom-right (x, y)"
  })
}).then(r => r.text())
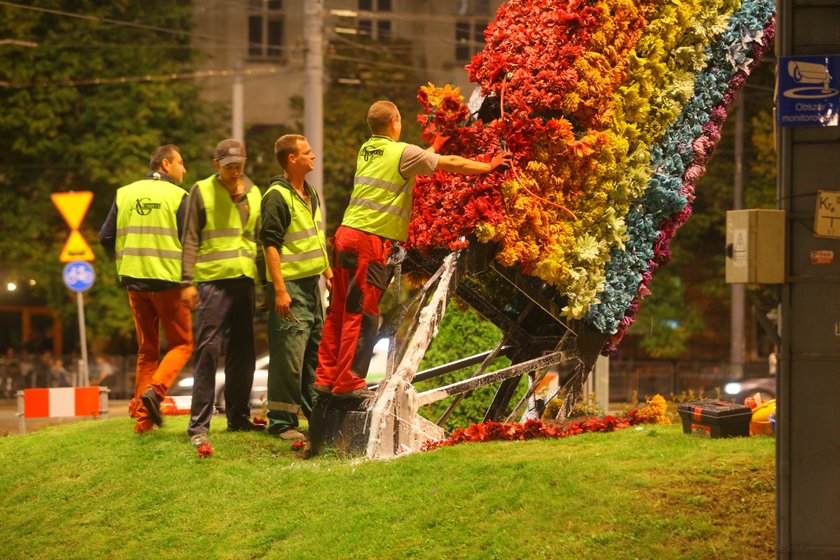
top-left (63, 261), bottom-right (95, 292)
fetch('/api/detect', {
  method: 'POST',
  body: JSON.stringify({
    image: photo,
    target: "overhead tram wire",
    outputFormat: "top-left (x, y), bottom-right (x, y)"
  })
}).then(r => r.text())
top-left (0, 0), bottom-right (260, 52)
top-left (323, 6), bottom-right (495, 26)
top-left (3, 1), bottom-right (495, 53)
top-left (0, 66), bottom-right (295, 90)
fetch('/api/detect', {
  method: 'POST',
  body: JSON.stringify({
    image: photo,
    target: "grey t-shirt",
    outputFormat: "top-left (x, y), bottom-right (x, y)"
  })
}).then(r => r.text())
top-left (399, 144), bottom-right (440, 179)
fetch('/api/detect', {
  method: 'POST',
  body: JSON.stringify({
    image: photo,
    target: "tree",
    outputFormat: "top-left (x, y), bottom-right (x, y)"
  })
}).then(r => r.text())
top-left (0, 1), bottom-right (226, 351)
top-left (322, 34), bottom-right (423, 235)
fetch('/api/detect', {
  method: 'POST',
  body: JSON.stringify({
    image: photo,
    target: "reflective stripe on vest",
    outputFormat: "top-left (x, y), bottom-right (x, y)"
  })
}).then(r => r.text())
top-left (341, 137), bottom-right (412, 241)
top-left (115, 179), bottom-right (186, 282)
top-left (264, 182), bottom-right (328, 282)
top-left (193, 176), bottom-right (261, 282)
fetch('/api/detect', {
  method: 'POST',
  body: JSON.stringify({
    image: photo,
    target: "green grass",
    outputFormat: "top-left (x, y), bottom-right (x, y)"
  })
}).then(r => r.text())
top-left (0, 417), bottom-right (775, 560)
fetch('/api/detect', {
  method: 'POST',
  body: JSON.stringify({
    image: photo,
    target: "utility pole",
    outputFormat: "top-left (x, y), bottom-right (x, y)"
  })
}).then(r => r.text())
top-left (304, 0), bottom-right (325, 217)
top-left (730, 93), bottom-right (746, 379)
top-left (232, 52), bottom-right (244, 142)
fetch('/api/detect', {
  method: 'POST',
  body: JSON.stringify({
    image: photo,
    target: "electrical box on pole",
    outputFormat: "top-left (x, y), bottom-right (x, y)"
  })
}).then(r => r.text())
top-left (725, 209), bottom-right (785, 284)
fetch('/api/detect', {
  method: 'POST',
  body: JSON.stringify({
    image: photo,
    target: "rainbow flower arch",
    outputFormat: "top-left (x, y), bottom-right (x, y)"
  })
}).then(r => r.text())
top-left (408, 0), bottom-right (775, 352)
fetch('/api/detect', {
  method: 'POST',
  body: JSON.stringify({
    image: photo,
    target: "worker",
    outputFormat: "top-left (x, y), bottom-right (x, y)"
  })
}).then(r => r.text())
top-left (261, 134), bottom-right (332, 441)
top-left (181, 139), bottom-right (263, 449)
top-left (314, 100), bottom-right (512, 398)
top-left (98, 144), bottom-right (194, 433)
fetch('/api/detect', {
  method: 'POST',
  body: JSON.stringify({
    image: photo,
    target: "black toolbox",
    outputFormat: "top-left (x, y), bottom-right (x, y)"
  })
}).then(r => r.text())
top-left (677, 400), bottom-right (752, 438)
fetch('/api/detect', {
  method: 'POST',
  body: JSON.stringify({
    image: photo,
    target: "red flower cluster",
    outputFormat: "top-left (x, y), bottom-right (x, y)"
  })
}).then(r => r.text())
top-left (409, 0), bottom-right (650, 280)
top-left (421, 411), bottom-right (650, 451)
top-left (196, 443), bottom-right (213, 459)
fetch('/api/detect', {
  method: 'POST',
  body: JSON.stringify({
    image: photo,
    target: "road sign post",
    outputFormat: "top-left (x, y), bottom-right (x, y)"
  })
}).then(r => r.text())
top-left (51, 191), bottom-right (95, 262)
top-left (62, 261), bottom-right (95, 387)
top-left (54, 187), bottom-right (96, 383)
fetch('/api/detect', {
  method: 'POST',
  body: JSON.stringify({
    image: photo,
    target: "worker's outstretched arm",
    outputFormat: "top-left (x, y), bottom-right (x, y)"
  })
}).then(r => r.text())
top-left (436, 152), bottom-right (512, 175)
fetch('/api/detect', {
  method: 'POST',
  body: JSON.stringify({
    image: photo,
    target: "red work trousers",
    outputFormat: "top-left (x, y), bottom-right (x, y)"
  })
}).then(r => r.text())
top-left (315, 226), bottom-right (389, 394)
top-left (128, 287), bottom-right (194, 424)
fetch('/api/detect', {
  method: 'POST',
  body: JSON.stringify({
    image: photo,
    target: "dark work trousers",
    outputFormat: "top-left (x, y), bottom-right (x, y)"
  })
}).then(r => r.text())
top-left (187, 277), bottom-right (256, 436)
top-left (266, 277), bottom-right (322, 435)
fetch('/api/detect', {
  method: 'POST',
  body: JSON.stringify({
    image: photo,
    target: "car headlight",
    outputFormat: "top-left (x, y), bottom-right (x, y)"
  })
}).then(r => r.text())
top-left (178, 377), bottom-right (195, 389)
top-left (724, 382), bottom-right (742, 395)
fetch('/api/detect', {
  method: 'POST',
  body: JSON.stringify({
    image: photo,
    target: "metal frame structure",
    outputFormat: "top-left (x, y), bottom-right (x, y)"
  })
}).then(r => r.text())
top-left (309, 242), bottom-right (607, 458)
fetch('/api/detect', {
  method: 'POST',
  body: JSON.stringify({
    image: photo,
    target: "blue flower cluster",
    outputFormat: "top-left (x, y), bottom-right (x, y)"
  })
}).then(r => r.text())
top-left (585, 0), bottom-right (776, 344)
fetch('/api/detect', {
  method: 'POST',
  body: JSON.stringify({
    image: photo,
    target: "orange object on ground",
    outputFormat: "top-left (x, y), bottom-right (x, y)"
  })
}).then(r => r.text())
top-left (750, 399), bottom-right (776, 436)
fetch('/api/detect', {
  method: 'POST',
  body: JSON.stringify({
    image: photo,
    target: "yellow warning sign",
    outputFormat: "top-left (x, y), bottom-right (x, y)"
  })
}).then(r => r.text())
top-left (51, 191), bottom-right (93, 230)
top-left (59, 230), bottom-right (95, 262)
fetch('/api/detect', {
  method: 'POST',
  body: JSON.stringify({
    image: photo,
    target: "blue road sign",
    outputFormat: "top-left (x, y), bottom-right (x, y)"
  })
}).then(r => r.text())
top-left (63, 261), bottom-right (95, 292)
top-left (778, 55), bottom-right (840, 127)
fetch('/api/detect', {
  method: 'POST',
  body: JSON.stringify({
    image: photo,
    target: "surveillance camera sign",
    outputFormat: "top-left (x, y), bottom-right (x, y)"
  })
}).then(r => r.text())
top-left (777, 55), bottom-right (839, 127)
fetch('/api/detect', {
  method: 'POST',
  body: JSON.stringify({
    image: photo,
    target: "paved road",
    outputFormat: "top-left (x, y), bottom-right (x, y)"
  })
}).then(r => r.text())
top-left (0, 398), bottom-right (130, 436)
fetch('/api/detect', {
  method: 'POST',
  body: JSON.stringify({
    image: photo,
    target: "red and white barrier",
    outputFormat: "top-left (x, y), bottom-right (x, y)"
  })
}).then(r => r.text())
top-left (16, 386), bottom-right (109, 434)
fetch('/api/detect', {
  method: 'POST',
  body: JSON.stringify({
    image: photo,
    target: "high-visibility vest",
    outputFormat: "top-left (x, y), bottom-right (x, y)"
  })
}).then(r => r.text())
top-left (193, 176), bottom-right (261, 282)
top-left (341, 136), bottom-right (412, 241)
top-left (264, 181), bottom-right (328, 282)
top-left (115, 178), bottom-right (186, 282)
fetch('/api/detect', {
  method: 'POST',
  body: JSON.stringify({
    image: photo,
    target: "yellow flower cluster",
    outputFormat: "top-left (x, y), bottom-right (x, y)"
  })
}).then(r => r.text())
top-left (487, 0), bottom-right (740, 319)
top-left (637, 394), bottom-right (672, 424)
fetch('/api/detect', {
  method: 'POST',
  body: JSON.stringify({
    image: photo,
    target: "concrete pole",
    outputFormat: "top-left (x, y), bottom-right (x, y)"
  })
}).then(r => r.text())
top-left (304, 0), bottom-right (325, 218)
top-left (232, 52), bottom-right (245, 142)
top-left (730, 93), bottom-right (745, 379)
top-left (594, 355), bottom-right (610, 414)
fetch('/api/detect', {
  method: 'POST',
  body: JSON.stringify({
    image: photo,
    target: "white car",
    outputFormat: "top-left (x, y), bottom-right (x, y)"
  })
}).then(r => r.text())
top-left (171, 338), bottom-right (390, 411)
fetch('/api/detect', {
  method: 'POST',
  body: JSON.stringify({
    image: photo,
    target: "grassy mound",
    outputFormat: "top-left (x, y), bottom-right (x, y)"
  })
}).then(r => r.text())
top-left (0, 417), bottom-right (774, 559)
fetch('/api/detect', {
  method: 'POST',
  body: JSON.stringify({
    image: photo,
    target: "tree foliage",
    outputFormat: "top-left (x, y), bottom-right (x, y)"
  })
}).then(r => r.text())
top-left (415, 305), bottom-right (518, 431)
top-left (0, 1), bottom-right (226, 351)
top-left (322, 35), bottom-right (423, 235)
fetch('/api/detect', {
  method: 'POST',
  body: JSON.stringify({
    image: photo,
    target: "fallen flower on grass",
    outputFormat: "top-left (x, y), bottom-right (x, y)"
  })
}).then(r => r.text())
top-left (422, 410), bottom-right (654, 451)
top-left (196, 443), bottom-right (214, 458)
top-left (290, 440), bottom-right (306, 451)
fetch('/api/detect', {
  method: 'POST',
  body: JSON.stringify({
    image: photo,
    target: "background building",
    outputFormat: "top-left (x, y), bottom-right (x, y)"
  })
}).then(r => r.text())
top-left (193, 0), bottom-right (503, 129)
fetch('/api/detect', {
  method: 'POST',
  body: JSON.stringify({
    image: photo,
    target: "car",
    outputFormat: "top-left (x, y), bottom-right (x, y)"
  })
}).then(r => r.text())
top-left (170, 338), bottom-right (390, 411)
top-left (723, 376), bottom-right (776, 404)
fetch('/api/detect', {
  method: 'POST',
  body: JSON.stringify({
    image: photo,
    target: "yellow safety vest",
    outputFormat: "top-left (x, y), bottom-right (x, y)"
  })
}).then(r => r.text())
top-left (193, 176), bottom-right (261, 282)
top-left (341, 136), bottom-right (412, 241)
top-left (264, 181), bottom-right (328, 282)
top-left (115, 178), bottom-right (186, 282)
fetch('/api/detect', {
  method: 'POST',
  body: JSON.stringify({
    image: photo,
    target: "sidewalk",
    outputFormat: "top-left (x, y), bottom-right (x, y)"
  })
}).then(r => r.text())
top-left (0, 398), bottom-right (130, 436)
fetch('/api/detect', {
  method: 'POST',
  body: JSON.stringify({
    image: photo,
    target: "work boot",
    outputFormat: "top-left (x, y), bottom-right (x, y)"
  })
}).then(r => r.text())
top-left (312, 384), bottom-right (332, 396)
top-left (190, 433), bottom-right (210, 447)
top-left (141, 387), bottom-right (164, 427)
top-left (332, 387), bottom-right (374, 400)
top-left (226, 419), bottom-right (265, 432)
top-left (276, 429), bottom-right (306, 442)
